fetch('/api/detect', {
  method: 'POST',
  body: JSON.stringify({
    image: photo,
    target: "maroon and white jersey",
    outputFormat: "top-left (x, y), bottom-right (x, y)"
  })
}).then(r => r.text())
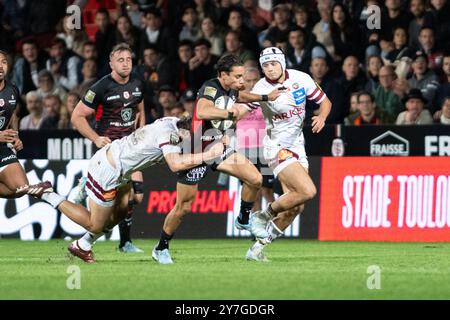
top-left (248, 69), bottom-right (326, 148)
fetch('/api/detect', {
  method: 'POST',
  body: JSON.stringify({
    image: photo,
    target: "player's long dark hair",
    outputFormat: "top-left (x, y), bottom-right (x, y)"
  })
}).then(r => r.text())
top-left (176, 113), bottom-right (192, 131)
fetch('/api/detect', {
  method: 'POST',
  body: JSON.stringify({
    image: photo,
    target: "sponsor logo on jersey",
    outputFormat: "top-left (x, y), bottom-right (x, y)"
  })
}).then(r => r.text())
top-left (0, 99), bottom-right (4, 107)
top-left (0, 116), bottom-right (5, 128)
top-left (1, 153), bottom-right (17, 162)
top-left (292, 88), bottom-right (306, 105)
top-left (186, 166), bottom-right (208, 181)
top-left (106, 95), bottom-right (120, 101)
top-left (292, 82), bottom-right (299, 89)
top-left (204, 86), bottom-right (217, 98)
top-left (272, 107), bottom-right (304, 121)
top-left (85, 90), bottom-right (96, 103)
top-left (121, 108), bottom-right (132, 121)
top-left (124, 91), bottom-right (130, 99)
top-left (8, 100), bottom-right (16, 104)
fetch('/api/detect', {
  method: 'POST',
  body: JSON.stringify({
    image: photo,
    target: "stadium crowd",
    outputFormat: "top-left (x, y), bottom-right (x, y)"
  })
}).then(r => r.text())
top-left (1, 0), bottom-right (450, 129)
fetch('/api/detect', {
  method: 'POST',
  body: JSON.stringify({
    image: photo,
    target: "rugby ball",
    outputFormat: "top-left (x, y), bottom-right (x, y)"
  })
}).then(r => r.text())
top-left (211, 95), bottom-right (235, 130)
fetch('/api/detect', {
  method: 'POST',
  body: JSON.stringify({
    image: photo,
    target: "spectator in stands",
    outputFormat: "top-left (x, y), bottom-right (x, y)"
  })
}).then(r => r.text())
top-left (436, 97), bottom-right (450, 124)
top-left (365, 55), bottom-right (383, 94)
top-left (136, 45), bottom-right (174, 91)
top-left (433, 53), bottom-right (450, 116)
top-left (330, 2), bottom-right (363, 62)
top-left (56, 14), bottom-right (89, 57)
top-left (75, 58), bottom-right (98, 97)
top-left (338, 56), bottom-right (368, 118)
top-left (286, 27), bottom-right (320, 73)
top-left (58, 91), bottom-right (81, 130)
top-left (81, 41), bottom-right (98, 61)
top-left (379, 0), bottom-right (412, 48)
top-left (179, 5), bottom-right (202, 42)
top-left (188, 39), bottom-right (218, 92)
top-left (141, 7), bottom-right (176, 60)
top-left (157, 85), bottom-right (178, 117)
top-left (428, 0), bottom-right (450, 51)
top-left (46, 38), bottom-right (82, 91)
top-left (36, 70), bottom-right (67, 101)
top-left (115, 15), bottom-right (141, 61)
top-left (40, 95), bottom-right (63, 129)
top-left (200, 16), bottom-right (224, 57)
top-left (385, 27), bottom-right (413, 64)
top-left (95, 9), bottom-right (116, 76)
top-left (308, 56), bottom-right (345, 124)
top-left (417, 26), bottom-right (444, 73)
top-left (192, 0), bottom-right (218, 23)
top-left (1, 0), bottom-right (28, 40)
top-left (374, 65), bottom-right (404, 123)
top-left (116, 0), bottom-right (144, 28)
top-left (224, 30), bottom-right (255, 63)
top-left (408, 0), bottom-right (430, 49)
top-left (227, 7), bottom-right (260, 55)
top-left (293, 5), bottom-right (314, 37)
top-left (27, 0), bottom-right (67, 37)
top-left (174, 40), bottom-right (194, 93)
top-left (263, 4), bottom-right (293, 48)
top-left (344, 90), bottom-right (385, 125)
top-left (396, 88), bottom-right (433, 125)
top-left (12, 39), bottom-right (48, 96)
top-left (241, 0), bottom-right (269, 32)
top-left (349, 91), bottom-right (360, 116)
top-left (408, 50), bottom-right (439, 107)
top-left (180, 88), bottom-right (196, 116)
top-left (312, 1), bottom-right (335, 63)
top-left (20, 91), bottom-right (46, 130)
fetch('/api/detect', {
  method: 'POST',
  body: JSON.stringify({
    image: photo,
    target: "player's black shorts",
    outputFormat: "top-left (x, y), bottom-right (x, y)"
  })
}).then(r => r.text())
top-left (0, 144), bottom-right (19, 169)
top-left (177, 146), bottom-right (235, 185)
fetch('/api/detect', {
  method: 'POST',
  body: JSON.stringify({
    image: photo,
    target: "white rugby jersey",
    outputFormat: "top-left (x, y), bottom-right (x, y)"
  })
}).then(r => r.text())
top-left (248, 69), bottom-right (326, 147)
top-left (108, 117), bottom-right (182, 179)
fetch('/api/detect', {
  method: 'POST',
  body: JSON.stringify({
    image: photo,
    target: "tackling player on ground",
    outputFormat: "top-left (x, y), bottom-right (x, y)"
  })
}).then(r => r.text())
top-left (152, 54), bottom-right (284, 264)
top-left (24, 116), bottom-right (225, 263)
top-left (236, 47), bottom-right (332, 261)
top-left (71, 43), bottom-right (145, 253)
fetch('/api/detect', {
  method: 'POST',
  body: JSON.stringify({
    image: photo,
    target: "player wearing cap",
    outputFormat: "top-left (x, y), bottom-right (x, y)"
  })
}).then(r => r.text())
top-left (234, 47), bottom-right (332, 261)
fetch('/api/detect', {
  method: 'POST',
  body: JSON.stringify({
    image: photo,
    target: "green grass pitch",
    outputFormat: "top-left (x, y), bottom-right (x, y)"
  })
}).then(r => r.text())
top-left (1, 239), bottom-right (449, 299)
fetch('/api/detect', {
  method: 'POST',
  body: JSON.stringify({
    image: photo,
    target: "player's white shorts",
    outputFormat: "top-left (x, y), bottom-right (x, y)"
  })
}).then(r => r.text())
top-left (86, 146), bottom-right (122, 207)
top-left (263, 135), bottom-right (308, 177)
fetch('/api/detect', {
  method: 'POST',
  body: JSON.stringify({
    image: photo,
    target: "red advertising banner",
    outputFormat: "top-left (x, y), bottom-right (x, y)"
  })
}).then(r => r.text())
top-left (319, 157), bottom-right (450, 242)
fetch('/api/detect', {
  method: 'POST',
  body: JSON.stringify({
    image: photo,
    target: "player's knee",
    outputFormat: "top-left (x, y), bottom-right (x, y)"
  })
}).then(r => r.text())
top-left (246, 173), bottom-right (263, 189)
top-left (87, 223), bottom-right (104, 234)
top-left (175, 199), bottom-right (193, 216)
top-left (304, 183), bottom-right (317, 200)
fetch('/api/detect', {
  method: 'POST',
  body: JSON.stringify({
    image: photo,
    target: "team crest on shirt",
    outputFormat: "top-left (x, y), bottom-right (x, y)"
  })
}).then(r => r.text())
top-left (124, 91), bottom-right (130, 99)
top-left (292, 83), bottom-right (299, 89)
top-left (121, 108), bottom-right (132, 121)
top-left (0, 99), bottom-right (4, 107)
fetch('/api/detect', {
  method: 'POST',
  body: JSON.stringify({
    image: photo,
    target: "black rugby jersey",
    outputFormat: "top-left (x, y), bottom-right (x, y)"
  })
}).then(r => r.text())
top-left (81, 74), bottom-right (144, 141)
top-left (0, 81), bottom-right (20, 131)
top-left (192, 78), bottom-right (239, 151)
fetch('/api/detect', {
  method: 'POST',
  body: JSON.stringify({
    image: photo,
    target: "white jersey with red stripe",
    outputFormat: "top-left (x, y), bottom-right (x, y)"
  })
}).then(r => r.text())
top-left (248, 69), bottom-right (326, 148)
top-left (108, 117), bottom-right (182, 180)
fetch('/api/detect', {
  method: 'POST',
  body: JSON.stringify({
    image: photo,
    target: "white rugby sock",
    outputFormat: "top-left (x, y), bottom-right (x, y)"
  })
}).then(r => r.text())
top-left (41, 192), bottom-right (66, 208)
top-left (266, 220), bottom-right (284, 243)
top-left (77, 232), bottom-right (105, 251)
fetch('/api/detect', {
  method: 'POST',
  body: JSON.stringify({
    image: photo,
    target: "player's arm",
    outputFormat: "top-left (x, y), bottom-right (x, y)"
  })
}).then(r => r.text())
top-left (71, 101), bottom-right (111, 147)
top-left (196, 97), bottom-right (237, 120)
top-left (237, 87), bottom-right (285, 103)
top-left (135, 101), bottom-right (145, 128)
top-left (311, 96), bottom-right (332, 133)
top-left (163, 142), bottom-right (224, 172)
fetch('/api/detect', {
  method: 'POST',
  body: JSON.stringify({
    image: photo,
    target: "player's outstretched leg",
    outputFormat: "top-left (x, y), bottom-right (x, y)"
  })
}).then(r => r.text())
top-left (216, 153), bottom-right (264, 237)
top-left (153, 182), bottom-right (197, 264)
